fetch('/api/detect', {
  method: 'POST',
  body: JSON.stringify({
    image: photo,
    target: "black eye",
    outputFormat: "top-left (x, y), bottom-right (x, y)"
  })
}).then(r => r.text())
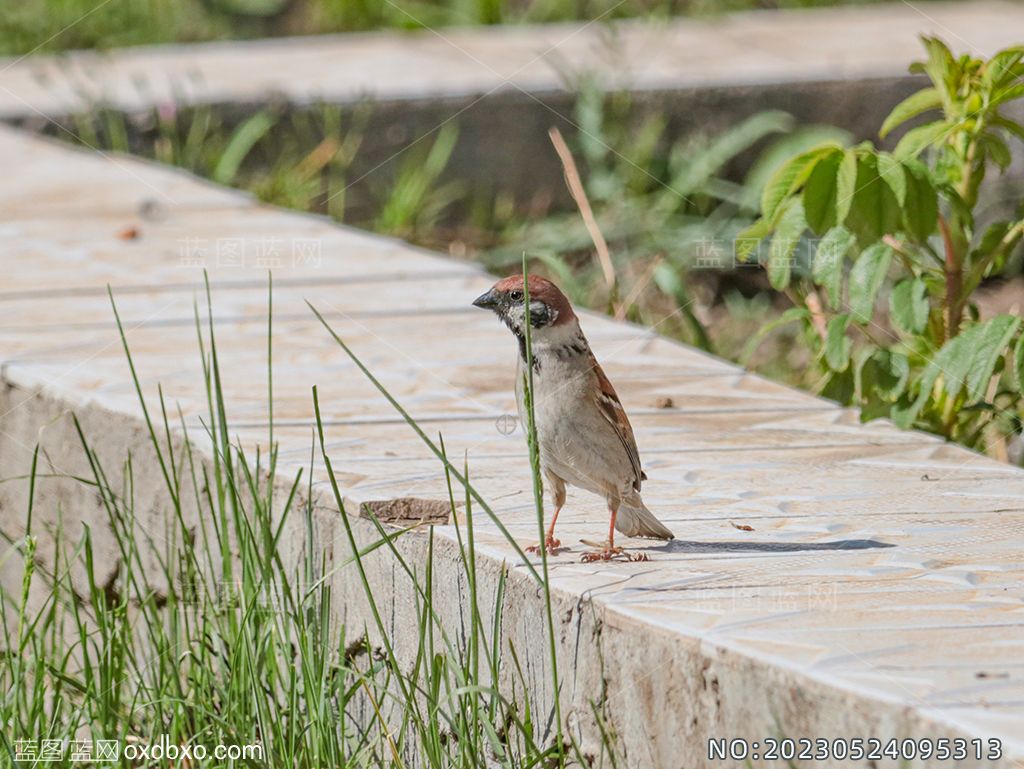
top-left (509, 290), bottom-right (524, 302)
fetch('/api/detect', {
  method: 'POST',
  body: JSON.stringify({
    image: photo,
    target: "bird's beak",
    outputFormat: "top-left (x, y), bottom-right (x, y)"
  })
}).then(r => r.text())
top-left (472, 288), bottom-right (499, 311)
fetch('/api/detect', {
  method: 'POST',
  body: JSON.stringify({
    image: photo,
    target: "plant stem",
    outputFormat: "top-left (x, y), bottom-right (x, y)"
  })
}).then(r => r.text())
top-left (520, 255), bottom-right (566, 760)
top-left (943, 124), bottom-right (986, 342)
top-left (802, 289), bottom-right (828, 343)
top-left (939, 215), bottom-right (962, 340)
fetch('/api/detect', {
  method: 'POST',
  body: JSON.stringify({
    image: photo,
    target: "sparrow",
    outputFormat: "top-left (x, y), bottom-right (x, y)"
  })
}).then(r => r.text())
top-left (472, 274), bottom-right (674, 562)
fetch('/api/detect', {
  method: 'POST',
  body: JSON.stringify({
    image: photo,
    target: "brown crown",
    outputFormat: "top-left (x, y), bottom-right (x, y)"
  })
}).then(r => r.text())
top-left (492, 274), bottom-right (575, 325)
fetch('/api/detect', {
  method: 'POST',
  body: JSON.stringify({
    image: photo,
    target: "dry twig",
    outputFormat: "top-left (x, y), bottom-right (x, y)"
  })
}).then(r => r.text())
top-left (547, 127), bottom-right (618, 310)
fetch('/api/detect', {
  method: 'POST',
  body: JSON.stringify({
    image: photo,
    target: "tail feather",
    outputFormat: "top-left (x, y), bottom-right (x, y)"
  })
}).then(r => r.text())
top-left (615, 501), bottom-right (674, 540)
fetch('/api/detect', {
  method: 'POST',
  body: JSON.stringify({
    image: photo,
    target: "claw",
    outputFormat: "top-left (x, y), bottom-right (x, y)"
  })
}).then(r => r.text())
top-left (527, 535), bottom-right (566, 556)
top-left (579, 543), bottom-right (649, 563)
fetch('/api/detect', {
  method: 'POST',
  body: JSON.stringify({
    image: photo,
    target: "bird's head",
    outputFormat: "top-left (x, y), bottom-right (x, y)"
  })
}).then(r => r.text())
top-left (471, 275), bottom-right (575, 336)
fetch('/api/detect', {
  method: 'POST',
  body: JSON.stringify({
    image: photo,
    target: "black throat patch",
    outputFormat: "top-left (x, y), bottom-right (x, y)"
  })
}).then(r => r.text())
top-left (515, 330), bottom-right (542, 373)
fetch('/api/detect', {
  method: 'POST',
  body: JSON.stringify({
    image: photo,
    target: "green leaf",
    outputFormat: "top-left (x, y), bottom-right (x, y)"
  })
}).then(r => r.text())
top-left (1014, 332), bottom-right (1024, 392)
top-left (760, 145), bottom-right (837, 221)
top-left (845, 156), bottom-right (901, 246)
top-left (766, 201), bottom-right (806, 290)
top-left (876, 152), bottom-right (907, 205)
top-left (962, 316), bottom-right (1021, 403)
top-left (858, 347), bottom-right (910, 403)
top-left (853, 346), bottom-right (886, 420)
top-left (879, 87), bottom-right (943, 138)
top-left (743, 125), bottom-right (852, 203)
top-left (934, 332), bottom-right (975, 403)
top-left (878, 349), bottom-right (910, 401)
top-left (820, 368), bottom-right (855, 404)
top-left (812, 226), bottom-right (855, 309)
top-left (927, 315), bottom-right (1021, 404)
top-left (901, 161), bottom-right (938, 243)
top-left (824, 313), bottom-right (852, 372)
top-left (835, 149), bottom-right (858, 226)
top-left (982, 133), bottom-right (1012, 171)
top-left (919, 36), bottom-right (958, 104)
top-left (847, 242), bottom-right (892, 323)
top-left (803, 151), bottom-right (841, 235)
top-left (972, 221), bottom-right (1011, 262)
top-left (734, 217), bottom-right (771, 263)
top-left (992, 115), bottom-right (1024, 143)
top-left (893, 120), bottom-right (948, 160)
top-left (893, 357), bottom-right (941, 429)
top-left (937, 182), bottom-right (974, 232)
top-left (213, 112), bottom-right (279, 185)
top-left (990, 82), bottom-right (1024, 110)
top-left (984, 47), bottom-right (1024, 89)
top-left (889, 277), bottom-right (929, 335)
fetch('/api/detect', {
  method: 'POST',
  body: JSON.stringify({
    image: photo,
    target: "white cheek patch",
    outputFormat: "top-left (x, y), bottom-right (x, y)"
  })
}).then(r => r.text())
top-left (504, 301), bottom-right (557, 333)
top-left (507, 305), bottom-right (527, 328)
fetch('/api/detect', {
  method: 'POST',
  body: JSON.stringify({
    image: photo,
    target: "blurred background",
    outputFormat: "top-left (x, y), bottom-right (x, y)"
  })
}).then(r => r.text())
top-left (3, 0), bottom-right (1023, 460)
top-left (2, 0), bottom-right (934, 54)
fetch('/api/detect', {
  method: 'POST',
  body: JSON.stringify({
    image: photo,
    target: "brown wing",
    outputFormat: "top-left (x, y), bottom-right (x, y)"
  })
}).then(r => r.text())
top-left (592, 358), bottom-right (646, 491)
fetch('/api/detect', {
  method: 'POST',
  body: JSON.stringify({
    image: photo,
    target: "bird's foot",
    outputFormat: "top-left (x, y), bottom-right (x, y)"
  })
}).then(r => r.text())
top-left (579, 542), bottom-right (649, 563)
top-left (526, 535), bottom-right (566, 556)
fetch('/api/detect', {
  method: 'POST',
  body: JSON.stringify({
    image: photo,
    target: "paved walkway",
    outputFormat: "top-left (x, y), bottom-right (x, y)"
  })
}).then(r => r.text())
top-left (2, 119), bottom-right (1024, 764)
top-left (1, 2), bottom-right (1023, 119)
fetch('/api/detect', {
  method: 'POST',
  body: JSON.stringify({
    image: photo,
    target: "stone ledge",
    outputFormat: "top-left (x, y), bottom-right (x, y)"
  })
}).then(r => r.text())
top-left (2, 3), bottom-right (1023, 118)
top-left (2, 123), bottom-right (1024, 766)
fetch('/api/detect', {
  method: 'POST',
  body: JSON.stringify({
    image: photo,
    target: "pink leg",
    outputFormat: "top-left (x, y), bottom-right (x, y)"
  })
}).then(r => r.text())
top-left (581, 503), bottom-right (649, 563)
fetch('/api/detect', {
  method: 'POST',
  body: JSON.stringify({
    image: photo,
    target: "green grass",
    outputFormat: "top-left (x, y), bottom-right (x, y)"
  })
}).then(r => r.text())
top-left (0, 274), bottom-right (617, 768)
top-left (2, 0), bottom-right (941, 57)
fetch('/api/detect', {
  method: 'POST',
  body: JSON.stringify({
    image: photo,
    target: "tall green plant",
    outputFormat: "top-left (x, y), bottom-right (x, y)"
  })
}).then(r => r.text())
top-left (743, 37), bottom-right (1024, 455)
